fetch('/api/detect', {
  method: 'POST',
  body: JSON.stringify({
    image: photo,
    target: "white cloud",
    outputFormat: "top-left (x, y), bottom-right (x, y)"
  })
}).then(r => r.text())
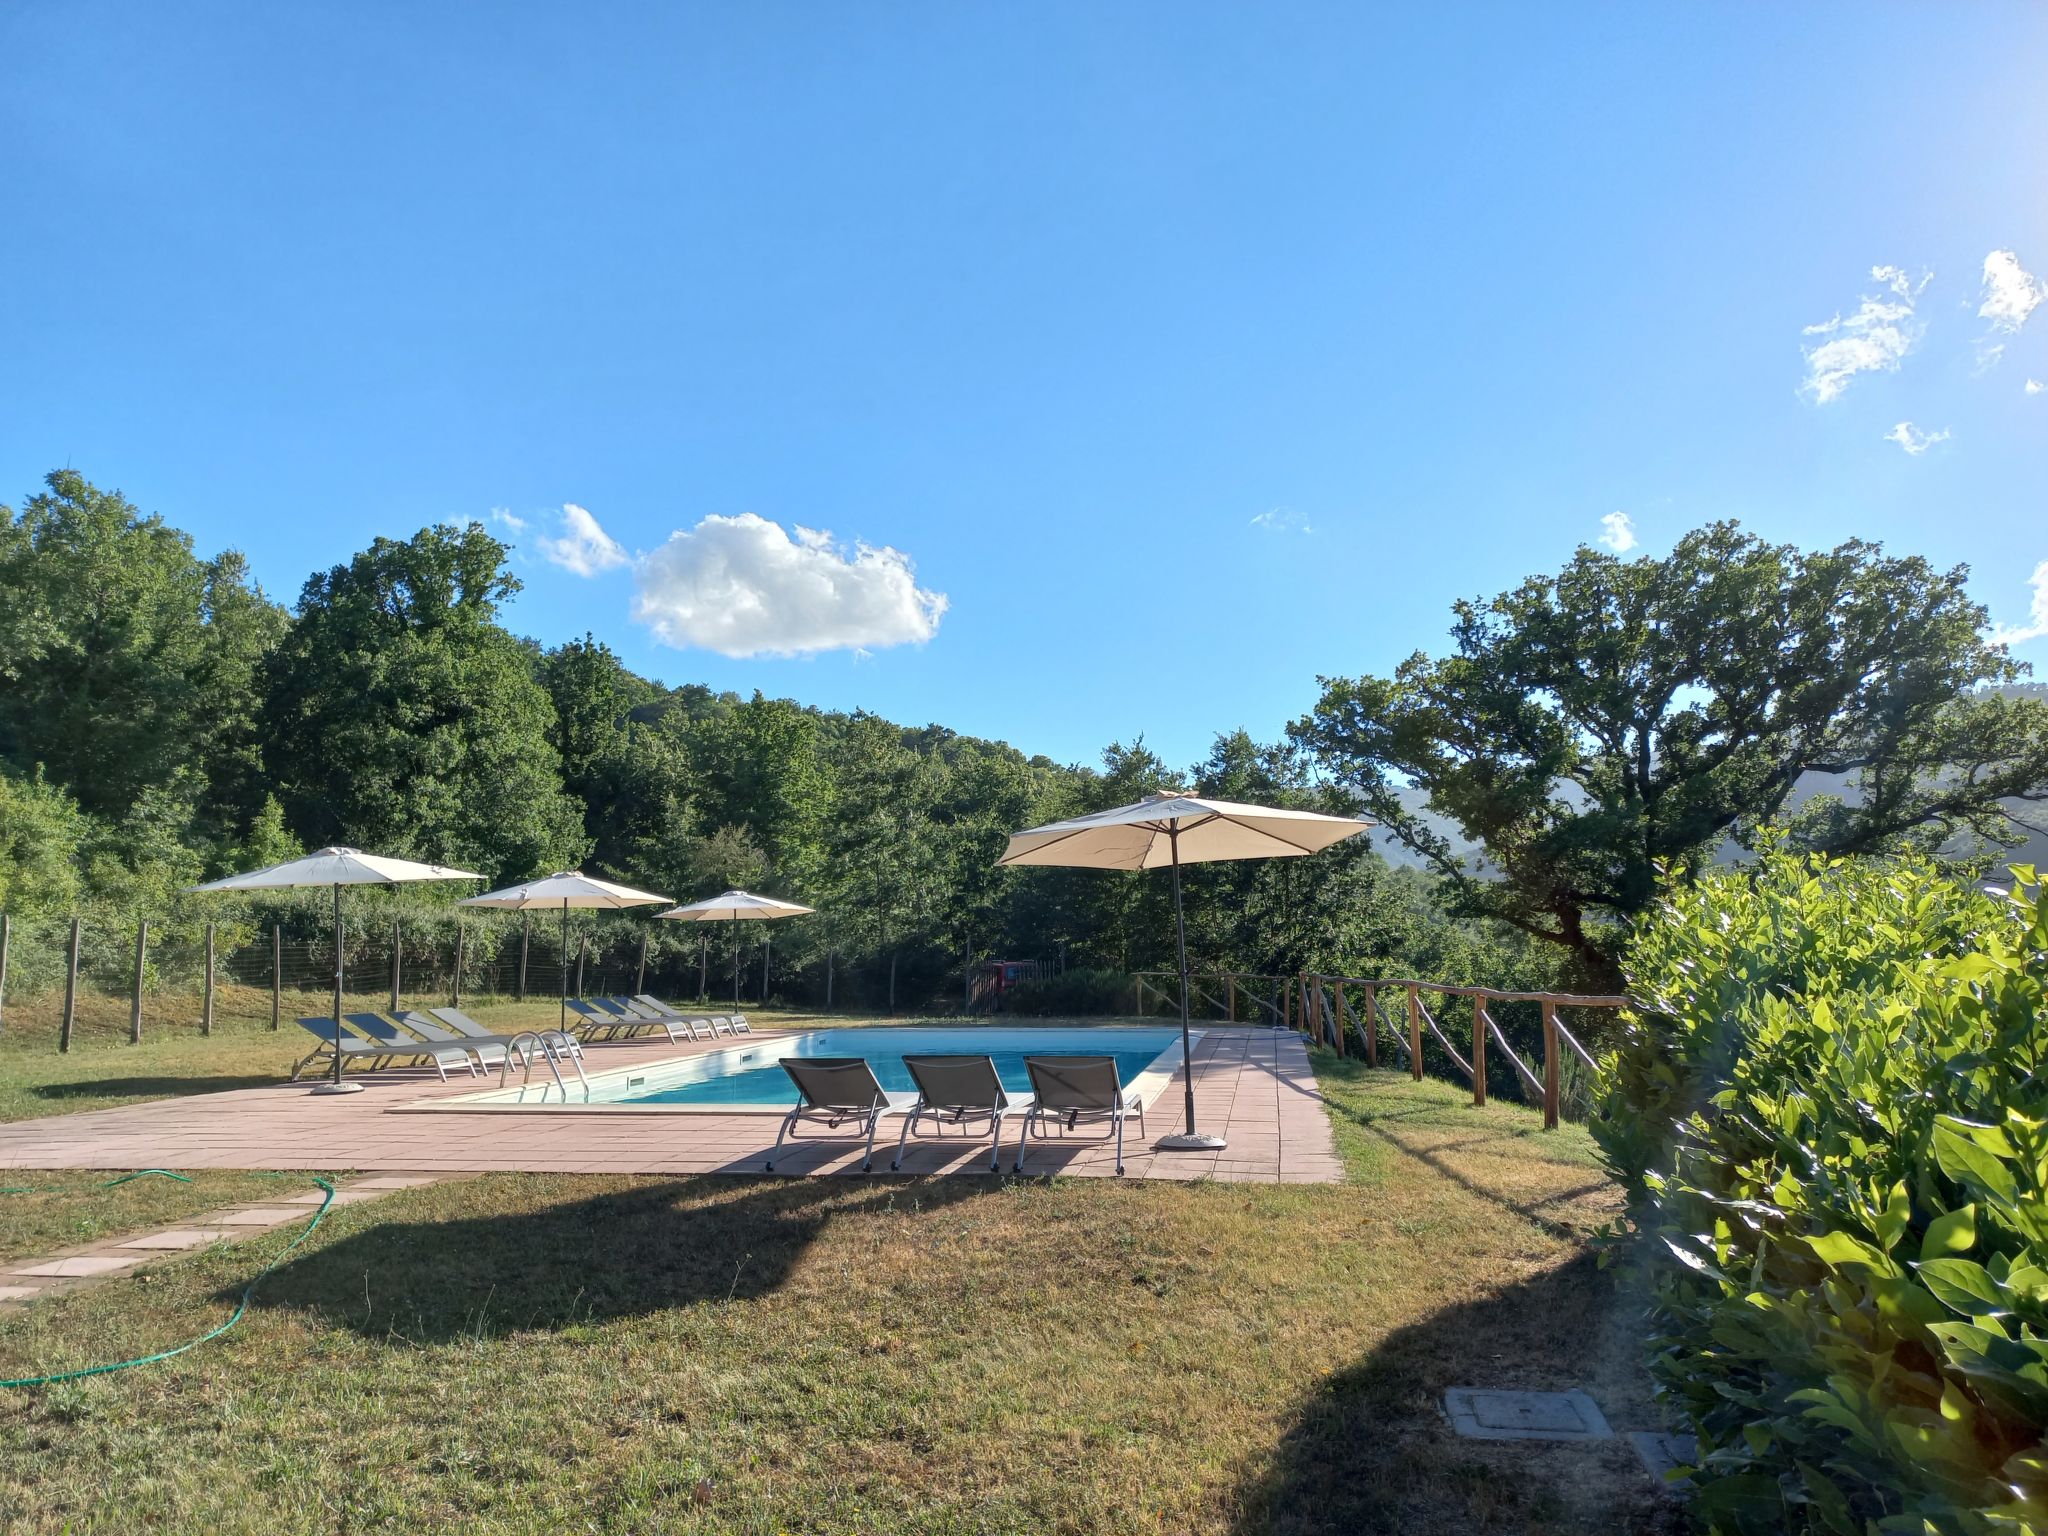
top-left (1250, 508), bottom-right (1313, 534)
top-left (1800, 265), bottom-right (1928, 403)
top-left (1979, 249), bottom-right (2044, 334)
top-left (1991, 560), bottom-right (2048, 647)
top-left (2026, 378), bottom-right (2044, 395)
top-left (487, 507), bottom-right (528, 533)
top-left (1597, 511), bottom-right (1637, 553)
top-left (632, 513), bottom-right (947, 658)
top-left (1883, 421), bottom-right (1951, 456)
top-left (536, 503), bottom-right (629, 577)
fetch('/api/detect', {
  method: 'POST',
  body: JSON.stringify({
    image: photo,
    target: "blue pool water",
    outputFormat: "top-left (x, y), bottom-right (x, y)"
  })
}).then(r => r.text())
top-left (618, 1026), bottom-right (1182, 1107)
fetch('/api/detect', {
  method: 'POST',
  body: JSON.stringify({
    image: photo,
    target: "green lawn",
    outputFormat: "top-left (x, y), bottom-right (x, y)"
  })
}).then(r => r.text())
top-left (0, 999), bottom-right (823, 1122)
top-left (0, 1169), bottom-right (308, 1264)
top-left (0, 1044), bottom-right (1673, 1535)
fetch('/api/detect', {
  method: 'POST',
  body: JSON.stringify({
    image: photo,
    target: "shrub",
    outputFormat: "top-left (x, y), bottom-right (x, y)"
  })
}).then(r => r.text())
top-left (1595, 851), bottom-right (2048, 1533)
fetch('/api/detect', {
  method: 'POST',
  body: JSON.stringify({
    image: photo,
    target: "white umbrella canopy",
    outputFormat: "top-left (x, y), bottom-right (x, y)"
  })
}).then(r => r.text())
top-left (657, 891), bottom-right (816, 1008)
top-left (460, 872), bottom-right (671, 1030)
top-left (188, 847), bottom-right (481, 1094)
top-left (997, 794), bottom-right (1375, 871)
top-left (188, 846), bottom-right (481, 892)
top-left (657, 890), bottom-right (816, 921)
top-left (998, 794), bottom-right (1374, 1151)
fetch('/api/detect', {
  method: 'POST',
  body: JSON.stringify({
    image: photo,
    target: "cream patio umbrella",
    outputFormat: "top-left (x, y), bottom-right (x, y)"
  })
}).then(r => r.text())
top-left (459, 872), bottom-right (671, 1031)
top-left (655, 890), bottom-right (815, 1010)
top-left (189, 847), bottom-right (481, 1095)
top-left (998, 793), bottom-right (1374, 1151)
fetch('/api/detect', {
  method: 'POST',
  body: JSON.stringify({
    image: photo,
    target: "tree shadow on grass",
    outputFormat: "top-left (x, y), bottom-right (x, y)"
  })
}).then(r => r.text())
top-left (240, 1174), bottom-right (989, 1343)
top-left (31, 1074), bottom-right (286, 1102)
top-left (1230, 1251), bottom-right (1682, 1536)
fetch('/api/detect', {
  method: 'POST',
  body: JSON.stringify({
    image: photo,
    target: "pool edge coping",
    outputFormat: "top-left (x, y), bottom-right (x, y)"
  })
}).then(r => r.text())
top-left (389, 1026), bottom-right (1200, 1117)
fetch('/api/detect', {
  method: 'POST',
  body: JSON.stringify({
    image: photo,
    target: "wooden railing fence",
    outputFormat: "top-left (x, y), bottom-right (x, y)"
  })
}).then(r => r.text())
top-left (1130, 968), bottom-right (1625, 1130)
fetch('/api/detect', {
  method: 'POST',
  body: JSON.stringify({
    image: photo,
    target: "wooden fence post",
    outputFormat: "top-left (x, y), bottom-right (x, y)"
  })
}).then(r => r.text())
top-left (1407, 983), bottom-right (1423, 1081)
top-left (0, 909), bottom-right (10, 1038)
top-left (575, 934), bottom-right (588, 999)
top-left (825, 949), bottom-right (834, 1011)
top-left (517, 915), bottom-right (530, 1001)
top-left (452, 921), bottom-right (466, 1008)
top-left (636, 931), bottom-right (648, 996)
top-left (390, 919), bottom-right (402, 1012)
top-left (698, 932), bottom-right (708, 1002)
top-left (131, 918), bottom-right (148, 1044)
top-left (60, 917), bottom-right (81, 1053)
top-left (1542, 1001), bottom-right (1560, 1129)
top-left (202, 922), bottom-right (216, 1037)
top-left (1362, 982), bottom-right (1377, 1068)
top-left (270, 923), bottom-right (282, 1030)
top-left (1226, 973), bottom-right (1237, 1023)
top-left (1334, 982), bottom-right (1348, 1057)
top-left (1470, 999), bottom-right (1486, 1106)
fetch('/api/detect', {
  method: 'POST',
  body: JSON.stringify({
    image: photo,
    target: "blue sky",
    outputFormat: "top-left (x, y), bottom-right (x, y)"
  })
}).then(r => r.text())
top-left (4, 3), bottom-right (2045, 770)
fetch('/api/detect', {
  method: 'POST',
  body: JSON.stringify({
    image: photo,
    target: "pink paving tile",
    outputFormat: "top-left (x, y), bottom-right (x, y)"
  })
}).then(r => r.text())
top-left (12, 1254), bottom-right (144, 1278)
top-left (120, 1228), bottom-right (237, 1250)
top-left (275, 1189), bottom-right (386, 1206)
top-left (208, 1207), bottom-right (311, 1226)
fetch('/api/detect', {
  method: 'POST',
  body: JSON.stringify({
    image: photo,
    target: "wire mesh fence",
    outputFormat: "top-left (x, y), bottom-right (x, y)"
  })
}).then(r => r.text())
top-left (0, 910), bottom-right (775, 1049)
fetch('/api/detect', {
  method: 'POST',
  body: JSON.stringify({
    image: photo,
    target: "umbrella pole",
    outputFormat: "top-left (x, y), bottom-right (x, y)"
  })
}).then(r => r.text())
top-left (333, 883), bottom-right (344, 1087)
top-left (309, 881), bottom-right (364, 1094)
top-left (560, 900), bottom-right (570, 1033)
top-left (732, 915), bottom-right (741, 1011)
top-left (1158, 824), bottom-right (1226, 1152)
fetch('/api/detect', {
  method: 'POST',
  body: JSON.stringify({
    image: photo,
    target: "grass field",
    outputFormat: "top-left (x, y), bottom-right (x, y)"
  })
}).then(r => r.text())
top-left (0, 1036), bottom-right (1672, 1535)
top-left (0, 997), bottom-right (816, 1122)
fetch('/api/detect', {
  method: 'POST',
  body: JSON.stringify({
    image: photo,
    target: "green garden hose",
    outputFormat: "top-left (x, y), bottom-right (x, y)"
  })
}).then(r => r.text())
top-left (0, 1174), bottom-right (335, 1389)
top-left (0, 1168), bottom-right (194, 1196)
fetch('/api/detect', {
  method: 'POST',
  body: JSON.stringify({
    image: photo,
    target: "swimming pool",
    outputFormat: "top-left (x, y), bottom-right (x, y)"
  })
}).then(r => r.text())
top-left (423, 1025), bottom-right (1190, 1112)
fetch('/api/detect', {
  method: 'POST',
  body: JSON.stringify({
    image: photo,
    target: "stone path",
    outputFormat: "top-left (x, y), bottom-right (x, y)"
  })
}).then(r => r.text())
top-left (1, 1174), bottom-right (445, 1310)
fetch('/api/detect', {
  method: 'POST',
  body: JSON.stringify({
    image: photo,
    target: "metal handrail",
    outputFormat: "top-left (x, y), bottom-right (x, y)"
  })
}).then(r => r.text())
top-left (498, 1030), bottom-right (590, 1102)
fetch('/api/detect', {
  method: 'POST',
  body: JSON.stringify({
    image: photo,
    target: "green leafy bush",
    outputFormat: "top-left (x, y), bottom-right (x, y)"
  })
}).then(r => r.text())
top-left (1595, 851), bottom-right (2048, 1533)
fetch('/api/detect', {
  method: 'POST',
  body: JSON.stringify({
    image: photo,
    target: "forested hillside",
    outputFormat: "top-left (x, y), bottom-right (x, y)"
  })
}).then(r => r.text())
top-left (0, 471), bottom-right (1537, 1011)
top-left (10, 472), bottom-right (2044, 1011)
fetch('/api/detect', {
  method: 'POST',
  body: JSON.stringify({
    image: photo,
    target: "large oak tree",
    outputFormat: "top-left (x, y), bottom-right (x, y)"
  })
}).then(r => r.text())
top-left (1293, 523), bottom-right (2048, 981)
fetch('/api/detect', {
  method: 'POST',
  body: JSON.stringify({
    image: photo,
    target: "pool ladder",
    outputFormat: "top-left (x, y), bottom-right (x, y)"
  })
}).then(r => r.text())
top-left (499, 1031), bottom-right (591, 1102)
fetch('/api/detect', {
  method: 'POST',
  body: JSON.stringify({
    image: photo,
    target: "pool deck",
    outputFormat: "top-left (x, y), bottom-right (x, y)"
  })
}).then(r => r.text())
top-left (0, 1026), bottom-right (1343, 1183)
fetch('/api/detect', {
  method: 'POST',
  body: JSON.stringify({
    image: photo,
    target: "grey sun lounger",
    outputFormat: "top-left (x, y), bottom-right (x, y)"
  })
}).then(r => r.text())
top-left (427, 1007), bottom-right (584, 1061)
top-left (765, 1057), bottom-right (910, 1174)
top-left (565, 998), bottom-right (661, 1041)
top-left (394, 1011), bottom-right (509, 1071)
top-left (344, 1013), bottom-right (480, 1082)
top-left (572, 997), bottom-right (694, 1044)
top-left (891, 1054), bottom-right (1024, 1174)
top-left (633, 995), bottom-right (748, 1035)
top-left (601, 997), bottom-right (713, 1041)
top-left (1015, 1055), bottom-right (1147, 1176)
top-left (289, 1017), bottom-right (392, 1080)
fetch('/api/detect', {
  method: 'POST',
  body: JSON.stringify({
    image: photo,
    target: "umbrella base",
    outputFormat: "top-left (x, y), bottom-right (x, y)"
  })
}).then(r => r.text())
top-left (308, 1081), bottom-right (367, 1096)
top-left (1156, 1133), bottom-right (1227, 1152)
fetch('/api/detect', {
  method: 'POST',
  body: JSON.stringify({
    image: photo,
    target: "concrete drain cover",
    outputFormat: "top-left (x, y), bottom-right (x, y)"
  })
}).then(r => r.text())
top-left (1628, 1430), bottom-right (1698, 1488)
top-left (1443, 1388), bottom-right (1612, 1442)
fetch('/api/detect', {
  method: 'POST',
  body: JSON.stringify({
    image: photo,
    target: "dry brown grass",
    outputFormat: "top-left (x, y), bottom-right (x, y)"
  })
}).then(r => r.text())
top-left (0, 1039), bottom-right (1676, 1534)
